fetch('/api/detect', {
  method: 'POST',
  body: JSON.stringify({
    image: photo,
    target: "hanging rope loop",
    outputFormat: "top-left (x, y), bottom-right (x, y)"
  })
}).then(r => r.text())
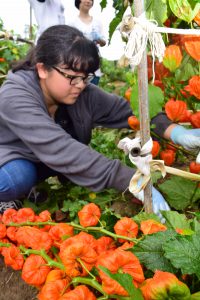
top-left (120, 13), bottom-right (166, 78)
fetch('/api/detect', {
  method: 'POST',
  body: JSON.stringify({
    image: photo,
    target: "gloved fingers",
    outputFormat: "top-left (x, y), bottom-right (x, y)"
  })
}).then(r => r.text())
top-left (180, 135), bottom-right (200, 150)
top-left (197, 152), bottom-right (200, 164)
top-left (160, 201), bottom-right (170, 211)
top-left (156, 211), bottom-right (166, 224)
top-left (187, 129), bottom-right (200, 137)
top-left (152, 186), bottom-right (170, 223)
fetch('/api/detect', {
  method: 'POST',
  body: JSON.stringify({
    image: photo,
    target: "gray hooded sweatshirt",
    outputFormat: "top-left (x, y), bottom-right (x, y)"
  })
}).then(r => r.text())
top-left (0, 69), bottom-right (137, 192)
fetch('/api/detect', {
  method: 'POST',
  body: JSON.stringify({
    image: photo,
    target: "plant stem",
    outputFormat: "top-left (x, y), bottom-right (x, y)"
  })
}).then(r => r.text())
top-left (81, 226), bottom-right (138, 243)
top-left (7, 221), bottom-right (138, 243)
top-left (76, 258), bottom-right (96, 280)
top-left (189, 182), bottom-right (199, 205)
top-left (19, 245), bottom-right (66, 270)
top-left (72, 277), bottom-right (106, 296)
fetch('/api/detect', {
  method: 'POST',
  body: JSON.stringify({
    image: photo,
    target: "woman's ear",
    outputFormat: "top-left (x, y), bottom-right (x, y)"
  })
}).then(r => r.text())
top-left (36, 62), bottom-right (49, 79)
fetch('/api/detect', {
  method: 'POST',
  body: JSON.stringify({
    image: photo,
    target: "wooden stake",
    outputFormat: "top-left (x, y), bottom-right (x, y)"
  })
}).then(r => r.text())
top-left (134, 0), bottom-right (153, 213)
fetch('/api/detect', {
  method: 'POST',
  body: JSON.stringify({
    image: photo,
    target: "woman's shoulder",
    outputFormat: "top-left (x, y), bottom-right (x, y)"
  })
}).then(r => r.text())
top-left (0, 70), bottom-right (42, 102)
top-left (3, 69), bottom-right (39, 90)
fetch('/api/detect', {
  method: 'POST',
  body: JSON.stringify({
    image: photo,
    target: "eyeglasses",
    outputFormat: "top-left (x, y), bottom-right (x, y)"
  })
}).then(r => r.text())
top-left (52, 66), bottom-right (94, 85)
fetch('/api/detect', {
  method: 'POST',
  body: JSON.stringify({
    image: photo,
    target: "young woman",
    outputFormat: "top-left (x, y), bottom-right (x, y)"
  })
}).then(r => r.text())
top-left (0, 25), bottom-right (199, 215)
top-left (67, 0), bottom-right (106, 85)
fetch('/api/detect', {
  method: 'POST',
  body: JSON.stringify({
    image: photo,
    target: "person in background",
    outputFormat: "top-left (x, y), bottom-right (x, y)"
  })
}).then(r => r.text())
top-left (0, 25), bottom-right (199, 217)
top-left (67, 0), bottom-right (106, 85)
top-left (28, 0), bottom-right (65, 40)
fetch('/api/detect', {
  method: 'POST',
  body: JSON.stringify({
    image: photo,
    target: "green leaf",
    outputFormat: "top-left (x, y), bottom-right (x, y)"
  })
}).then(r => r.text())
top-left (132, 230), bottom-right (177, 272)
top-left (190, 218), bottom-right (200, 233)
top-left (130, 84), bottom-right (164, 119)
top-left (145, 0), bottom-right (168, 25)
top-left (98, 266), bottom-right (144, 299)
top-left (161, 211), bottom-right (191, 230)
top-left (159, 176), bottom-right (200, 210)
top-left (100, 0), bottom-right (107, 10)
top-left (169, 0), bottom-right (200, 23)
top-left (133, 212), bottom-right (161, 224)
top-left (163, 232), bottom-right (200, 279)
top-left (175, 53), bottom-right (198, 81)
top-left (191, 291), bottom-right (200, 300)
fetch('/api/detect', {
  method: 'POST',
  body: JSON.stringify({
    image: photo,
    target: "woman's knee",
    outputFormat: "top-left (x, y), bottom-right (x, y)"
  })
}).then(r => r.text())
top-left (0, 159), bottom-right (37, 201)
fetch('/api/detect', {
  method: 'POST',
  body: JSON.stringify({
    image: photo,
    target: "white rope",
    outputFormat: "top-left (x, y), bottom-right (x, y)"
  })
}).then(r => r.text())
top-left (117, 135), bottom-right (153, 176)
top-left (120, 13), bottom-right (200, 80)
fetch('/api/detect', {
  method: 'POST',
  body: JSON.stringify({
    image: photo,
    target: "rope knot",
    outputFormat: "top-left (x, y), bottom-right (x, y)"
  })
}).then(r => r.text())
top-left (120, 13), bottom-right (166, 80)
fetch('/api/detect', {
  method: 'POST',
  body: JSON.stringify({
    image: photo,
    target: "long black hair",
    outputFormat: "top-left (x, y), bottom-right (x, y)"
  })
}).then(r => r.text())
top-left (12, 25), bottom-right (100, 74)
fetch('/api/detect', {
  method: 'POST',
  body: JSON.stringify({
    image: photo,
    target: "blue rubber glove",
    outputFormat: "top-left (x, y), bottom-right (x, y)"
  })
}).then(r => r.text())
top-left (170, 126), bottom-right (200, 151)
top-left (133, 184), bottom-right (170, 223)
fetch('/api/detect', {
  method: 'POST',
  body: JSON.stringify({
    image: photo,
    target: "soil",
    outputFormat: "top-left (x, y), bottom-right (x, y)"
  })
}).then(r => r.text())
top-left (0, 257), bottom-right (38, 300)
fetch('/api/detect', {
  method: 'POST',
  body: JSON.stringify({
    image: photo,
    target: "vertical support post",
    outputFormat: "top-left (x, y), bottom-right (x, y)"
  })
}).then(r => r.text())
top-left (29, 4), bottom-right (33, 41)
top-left (134, 0), bottom-right (153, 213)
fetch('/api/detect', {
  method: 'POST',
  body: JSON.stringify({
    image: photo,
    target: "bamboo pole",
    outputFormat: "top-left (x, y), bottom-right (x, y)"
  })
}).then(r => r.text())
top-left (29, 4), bottom-right (33, 41)
top-left (134, 0), bottom-right (153, 213)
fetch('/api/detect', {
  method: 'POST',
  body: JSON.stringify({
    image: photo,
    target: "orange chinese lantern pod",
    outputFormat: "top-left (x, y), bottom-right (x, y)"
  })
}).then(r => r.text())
top-left (155, 60), bottom-right (171, 81)
top-left (189, 162), bottom-right (200, 174)
top-left (48, 223), bottom-right (74, 244)
top-left (0, 224), bottom-right (7, 239)
top-left (16, 226), bottom-right (53, 251)
top-left (22, 254), bottom-right (51, 287)
top-left (140, 270), bottom-right (191, 300)
top-left (78, 203), bottom-right (101, 227)
top-left (182, 35), bottom-right (200, 61)
top-left (124, 87), bottom-right (132, 101)
top-left (6, 226), bottom-right (18, 242)
top-left (45, 269), bottom-right (66, 284)
top-left (165, 99), bottom-right (187, 122)
top-left (178, 109), bottom-right (192, 122)
top-left (151, 141), bottom-right (160, 158)
top-left (1, 208), bottom-right (18, 225)
top-left (59, 231), bottom-right (96, 253)
top-left (194, 10), bottom-right (200, 26)
top-left (15, 207), bottom-right (36, 223)
top-left (38, 210), bottom-right (52, 222)
top-left (128, 115), bottom-right (140, 131)
top-left (190, 111), bottom-right (200, 128)
top-left (140, 219), bottom-right (167, 235)
top-left (96, 249), bottom-right (144, 295)
top-left (60, 285), bottom-right (97, 300)
top-left (59, 241), bottom-right (97, 277)
top-left (94, 236), bottom-right (117, 255)
top-left (184, 75), bottom-right (200, 100)
top-left (114, 217), bottom-right (139, 243)
top-left (3, 244), bottom-right (24, 270)
top-left (163, 45), bottom-right (183, 72)
top-left (160, 149), bottom-right (176, 166)
top-left (38, 279), bottom-right (69, 300)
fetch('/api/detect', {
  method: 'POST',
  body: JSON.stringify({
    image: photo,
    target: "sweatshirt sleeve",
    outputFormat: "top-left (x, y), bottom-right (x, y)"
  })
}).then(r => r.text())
top-left (0, 87), bottom-right (135, 192)
top-left (85, 84), bottom-right (133, 128)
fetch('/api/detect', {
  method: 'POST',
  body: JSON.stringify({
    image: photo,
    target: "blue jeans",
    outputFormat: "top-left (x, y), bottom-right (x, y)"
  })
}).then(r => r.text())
top-left (0, 159), bottom-right (58, 202)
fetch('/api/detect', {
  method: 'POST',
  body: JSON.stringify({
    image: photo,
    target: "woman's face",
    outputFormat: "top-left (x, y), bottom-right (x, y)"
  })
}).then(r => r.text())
top-left (79, 0), bottom-right (93, 11)
top-left (37, 63), bottom-right (93, 106)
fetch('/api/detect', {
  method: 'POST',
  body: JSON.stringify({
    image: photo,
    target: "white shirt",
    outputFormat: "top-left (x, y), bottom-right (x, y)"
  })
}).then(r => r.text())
top-left (67, 15), bottom-right (105, 42)
top-left (67, 15), bottom-right (106, 77)
top-left (28, 0), bottom-right (65, 40)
